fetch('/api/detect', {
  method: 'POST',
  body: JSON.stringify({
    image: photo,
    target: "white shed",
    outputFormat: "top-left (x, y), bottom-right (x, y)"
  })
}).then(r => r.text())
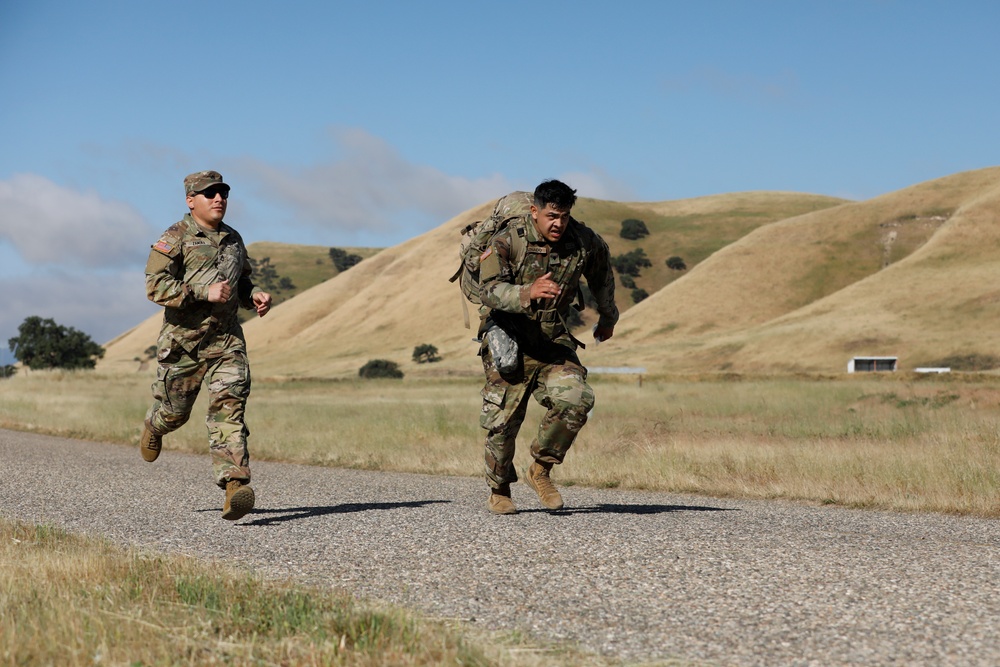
top-left (848, 356), bottom-right (898, 373)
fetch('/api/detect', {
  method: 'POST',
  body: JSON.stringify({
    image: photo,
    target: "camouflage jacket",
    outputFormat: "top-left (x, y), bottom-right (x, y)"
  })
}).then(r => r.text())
top-left (479, 214), bottom-right (618, 353)
top-left (145, 214), bottom-right (262, 356)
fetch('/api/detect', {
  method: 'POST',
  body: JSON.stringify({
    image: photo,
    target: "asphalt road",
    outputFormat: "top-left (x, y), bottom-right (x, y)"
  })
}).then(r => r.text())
top-left (1, 428), bottom-right (997, 666)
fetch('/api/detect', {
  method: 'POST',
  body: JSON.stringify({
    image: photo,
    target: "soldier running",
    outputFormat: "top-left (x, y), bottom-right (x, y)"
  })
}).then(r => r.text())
top-left (477, 179), bottom-right (618, 514)
top-left (139, 171), bottom-right (272, 521)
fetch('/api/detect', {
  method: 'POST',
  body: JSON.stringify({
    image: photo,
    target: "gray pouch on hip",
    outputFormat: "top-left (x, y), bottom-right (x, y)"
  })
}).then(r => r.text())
top-left (485, 325), bottom-right (519, 375)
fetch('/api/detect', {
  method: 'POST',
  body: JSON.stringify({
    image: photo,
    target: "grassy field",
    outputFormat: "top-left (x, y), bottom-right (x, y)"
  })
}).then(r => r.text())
top-left (0, 518), bottom-right (606, 667)
top-left (1, 370), bottom-right (997, 517)
top-left (2, 371), bottom-right (996, 664)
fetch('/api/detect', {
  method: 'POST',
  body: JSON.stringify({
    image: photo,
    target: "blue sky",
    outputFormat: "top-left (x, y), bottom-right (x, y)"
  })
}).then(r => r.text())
top-left (2, 0), bottom-right (998, 363)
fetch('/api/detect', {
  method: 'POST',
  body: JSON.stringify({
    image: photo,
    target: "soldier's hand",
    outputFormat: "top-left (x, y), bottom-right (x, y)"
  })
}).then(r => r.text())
top-left (594, 324), bottom-right (615, 343)
top-left (253, 291), bottom-right (272, 317)
top-left (529, 272), bottom-right (562, 300)
top-left (207, 280), bottom-right (232, 303)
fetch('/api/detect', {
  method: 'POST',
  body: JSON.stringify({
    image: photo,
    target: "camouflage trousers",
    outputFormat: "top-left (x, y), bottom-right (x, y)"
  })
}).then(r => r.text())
top-left (146, 343), bottom-right (252, 488)
top-left (480, 343), bottom-right (595, 489)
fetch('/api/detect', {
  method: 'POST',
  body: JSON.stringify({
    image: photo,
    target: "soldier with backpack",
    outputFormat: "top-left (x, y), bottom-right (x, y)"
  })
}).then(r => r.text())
top-left (465, 179), bottom-right (618, 514)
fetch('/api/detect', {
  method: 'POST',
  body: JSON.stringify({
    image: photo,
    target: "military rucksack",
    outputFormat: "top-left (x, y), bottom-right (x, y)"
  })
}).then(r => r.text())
top-left (449, 191), bottom-right (532, 328)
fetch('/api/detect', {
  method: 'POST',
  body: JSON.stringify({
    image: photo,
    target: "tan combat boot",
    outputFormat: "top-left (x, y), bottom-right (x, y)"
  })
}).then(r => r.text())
top-left (525, 461), bottom-right (564, 510)
top-left (222, 480), bottom-right (255, 521)
top-left (487, 483), bottom-right (517, 515)
top-left (139, 420), bottom-right (162, 462)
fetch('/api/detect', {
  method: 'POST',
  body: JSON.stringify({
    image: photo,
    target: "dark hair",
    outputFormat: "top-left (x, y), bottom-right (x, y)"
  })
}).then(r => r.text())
top-left (533, 179), bottom-right (577, 211)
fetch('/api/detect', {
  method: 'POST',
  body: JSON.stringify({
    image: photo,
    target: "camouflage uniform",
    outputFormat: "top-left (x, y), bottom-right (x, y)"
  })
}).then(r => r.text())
top-left (144, 209), bottom-right (264, 487)
top-left (478, 213), bottom-right (618, 489)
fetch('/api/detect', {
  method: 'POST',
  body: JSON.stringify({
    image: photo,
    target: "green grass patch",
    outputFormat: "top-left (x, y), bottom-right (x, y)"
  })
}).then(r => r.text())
top-left (1, 518), bottom-right (605, 667)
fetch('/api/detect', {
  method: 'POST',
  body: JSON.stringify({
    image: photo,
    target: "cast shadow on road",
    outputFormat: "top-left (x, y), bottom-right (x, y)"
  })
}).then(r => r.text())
top-left (520, 503), bottom-right (734, 516)
top-left (213, 500), bottom-right (453, 527)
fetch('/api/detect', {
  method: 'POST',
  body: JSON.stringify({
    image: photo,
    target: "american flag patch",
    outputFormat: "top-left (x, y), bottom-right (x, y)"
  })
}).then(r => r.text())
top-left (479, 247), bottom-right (492, 261)
top-left (153, 240), bottom-right (173, 253)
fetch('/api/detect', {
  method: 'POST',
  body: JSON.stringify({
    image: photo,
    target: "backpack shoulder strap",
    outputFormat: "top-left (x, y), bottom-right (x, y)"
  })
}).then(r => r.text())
top-left (507, 217), bottom-right (528, 275)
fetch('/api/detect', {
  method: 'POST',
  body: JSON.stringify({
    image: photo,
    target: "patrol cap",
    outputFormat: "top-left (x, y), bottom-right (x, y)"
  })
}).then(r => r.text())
top-left (184, 170), bottom-right (230, 196)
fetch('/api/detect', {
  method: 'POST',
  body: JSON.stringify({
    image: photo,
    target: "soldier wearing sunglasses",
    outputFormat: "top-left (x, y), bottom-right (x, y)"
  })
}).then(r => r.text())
top-left (139, 170), bottom-right (272, 521)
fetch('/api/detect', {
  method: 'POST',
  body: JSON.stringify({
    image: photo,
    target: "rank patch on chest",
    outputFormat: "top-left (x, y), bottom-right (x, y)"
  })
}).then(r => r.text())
top-left (153, 240), bottom-right (173, 253)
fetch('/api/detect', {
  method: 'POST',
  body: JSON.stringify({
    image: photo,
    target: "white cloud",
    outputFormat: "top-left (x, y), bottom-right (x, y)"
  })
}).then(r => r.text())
top-left (234, 127), bottom-right (515, 234)
top-left (0, 174), bottom-right (153, 267)
top-left (0, 269), bottom-right (158, 349)
top-left (557, 170), bottom-right (637, 202)
top-left (230, 128), bottom-right (642, 243)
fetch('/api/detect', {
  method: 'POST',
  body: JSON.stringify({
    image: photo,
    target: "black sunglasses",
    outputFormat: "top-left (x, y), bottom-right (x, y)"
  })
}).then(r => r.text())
top-left (198, 186), bottom-right (230, 200)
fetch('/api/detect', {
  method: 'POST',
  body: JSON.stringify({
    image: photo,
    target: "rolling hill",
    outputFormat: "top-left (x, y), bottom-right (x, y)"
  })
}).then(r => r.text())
top-left (99, 167), bottom-right (1000, 377)
top-left (597, 166), bottom-right (1000, 374)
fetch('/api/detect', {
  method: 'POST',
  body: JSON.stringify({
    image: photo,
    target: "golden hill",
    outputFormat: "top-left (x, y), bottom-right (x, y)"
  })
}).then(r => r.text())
top-left (100, 167), bottom-right (1000, 377)
top-left (591, 166), bottom-right (1000, 373)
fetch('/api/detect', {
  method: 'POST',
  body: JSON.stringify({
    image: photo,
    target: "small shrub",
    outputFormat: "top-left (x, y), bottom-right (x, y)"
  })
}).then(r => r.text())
top-left (619, 218), bottom-right (649, 240)
top-left (620, 274), bottom-right (636, 289)
top-left (631, 288), bottom-right (649, 303)
top-left (666, 256), bottom-right (687, 271)
top-left (412, 344), bottom-right (440, 364)
top-left (359, 359), bottom-right (404, 379)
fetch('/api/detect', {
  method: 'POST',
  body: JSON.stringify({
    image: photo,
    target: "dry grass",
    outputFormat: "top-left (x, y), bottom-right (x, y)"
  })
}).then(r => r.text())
top-left (564, 375), bottom-right (1000, 516)
top-left (2, 370), bottom-right (997, 517)
top-left (0, 518), bottom-right (610, 667)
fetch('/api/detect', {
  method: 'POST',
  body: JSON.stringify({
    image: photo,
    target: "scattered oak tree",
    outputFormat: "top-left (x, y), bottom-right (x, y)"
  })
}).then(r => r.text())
top-left (243, 257), bottom-right (296, 321)
top-left (329, 247), bottom-right (363, 272)
top-left (248, 256), bottom-right (295, 293)
top-left (248, 256), bottom-right (281, 292)
top-left (133, 344), bottom-right (158, 372)
top-left (611, 248), bottom-right (652, 277)
top-left (8, 316), bottom-right (105, 370)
